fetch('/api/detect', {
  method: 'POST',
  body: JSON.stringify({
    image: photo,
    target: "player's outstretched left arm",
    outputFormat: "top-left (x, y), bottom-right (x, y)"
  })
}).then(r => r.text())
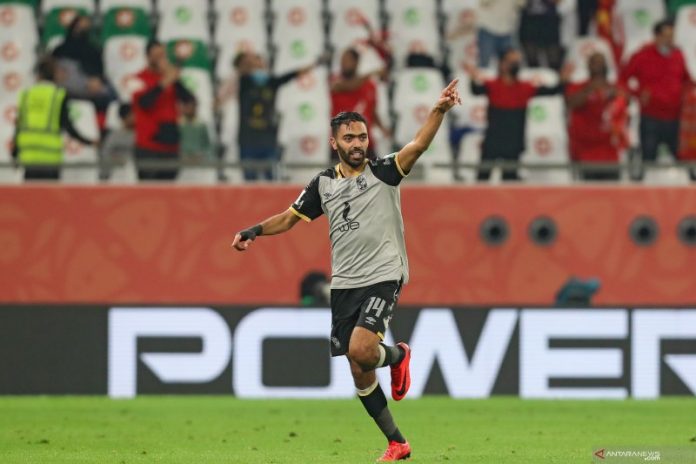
top-left (231, 209), bottom-right (301, 251)
top-left (396, 79), bottom-right (461, 174)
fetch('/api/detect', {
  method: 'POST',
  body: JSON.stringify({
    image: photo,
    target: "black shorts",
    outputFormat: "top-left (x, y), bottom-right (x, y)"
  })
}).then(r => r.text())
top-left (329, 279), bottom-right (402, 357)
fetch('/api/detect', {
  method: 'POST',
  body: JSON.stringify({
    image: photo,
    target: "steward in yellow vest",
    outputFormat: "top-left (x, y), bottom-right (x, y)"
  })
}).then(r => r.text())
top-left (12, 57), bottom-right (96, 180)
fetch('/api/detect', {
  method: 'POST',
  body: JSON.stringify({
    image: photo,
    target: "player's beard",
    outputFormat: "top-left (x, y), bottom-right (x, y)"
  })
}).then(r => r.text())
top-left (337, 145), bottom-right (366, 169)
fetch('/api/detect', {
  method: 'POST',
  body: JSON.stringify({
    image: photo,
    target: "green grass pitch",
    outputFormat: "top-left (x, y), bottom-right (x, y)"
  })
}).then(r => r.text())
top-left (0, 397), bottom-right (693, 463)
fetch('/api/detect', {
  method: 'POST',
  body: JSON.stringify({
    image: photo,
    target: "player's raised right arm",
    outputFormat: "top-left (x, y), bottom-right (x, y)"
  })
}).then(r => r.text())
top-left (232, 209), bottom-right (301, 251)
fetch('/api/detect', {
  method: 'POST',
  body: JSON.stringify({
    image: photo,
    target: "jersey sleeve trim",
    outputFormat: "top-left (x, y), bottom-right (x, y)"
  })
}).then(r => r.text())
top-left (289, 206), bottom-right (312, 222)
top-left (394, 153), bottom-right (408, 177)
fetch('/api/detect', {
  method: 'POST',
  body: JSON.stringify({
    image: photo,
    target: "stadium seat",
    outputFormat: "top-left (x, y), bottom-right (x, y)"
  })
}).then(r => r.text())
top-left (392, 68), bottom-right (452, 182)
top-left (41, 0), bottom-right (94, 15)
top-left (42, 6), bottom-right (88, 50)
top-left (566, 37), bottom-right (617, 82)
top-left (0, 3), bottom-right (38, 48)
top-left (442, 0), bottom-right (477, 74)
top-left (450, 72), bottom-right (488, 132)
top-left (213, 0), bottom-right (267, 80)
top-left (0, 101), bottom-right (21, 184)
top-left (385, 0), bottom-right (441, 68)
top-left (61, 99), bottom-right (99, 183)
top-left (99, 0), bottom-right (151, 15)
top-left (270, 0), bottom-right (324, 75)
top-left (675, 5), bottom-right (696, 79)
top-left (520, 133), bottom-right (571, 184)
top-left (213, 0), bottom-right (268, 80)
top-left (616, 0), bottom-right (666, 63)
top-left (0, 37), bottom-right (36, 74)
top-left (517, 68), bottom-right (570, 183)
top-left (166, 39), bottom-right (214, 124)
top-left (100, 6), bottom-right (150, 43)
top-left (327, 0), bottom-right (380, 51)
top-left (157, 0), bottom-right (210, 44)
top-left (276, 67), bottom-right (331, 183)
top-left (104, 35), bottom-right (147, 102)
top-left (457, 131), bottom-right (483, 183)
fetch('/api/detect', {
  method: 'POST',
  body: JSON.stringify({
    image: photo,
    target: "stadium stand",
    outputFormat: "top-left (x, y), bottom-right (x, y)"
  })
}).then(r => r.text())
top-left (0, 0), bottom-right (692, 184)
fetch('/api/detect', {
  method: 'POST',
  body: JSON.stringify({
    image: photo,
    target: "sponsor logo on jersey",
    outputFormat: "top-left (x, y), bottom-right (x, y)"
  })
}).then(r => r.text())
top-left (339, 201), bottom-right (360, 232)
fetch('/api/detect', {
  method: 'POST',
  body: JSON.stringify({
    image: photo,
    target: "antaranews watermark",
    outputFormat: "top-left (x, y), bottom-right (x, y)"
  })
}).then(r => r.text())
top-left (592, 446), bottom-right (696, 462)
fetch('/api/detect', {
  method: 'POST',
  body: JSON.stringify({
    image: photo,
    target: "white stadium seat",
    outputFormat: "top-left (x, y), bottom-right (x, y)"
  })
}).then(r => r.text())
top-left (450, 72), bottom-right (488, 132)
top-left (103, 35), bottom-right (147, 102)
top-left (617, 0), bottom-right (666, 63)
top-left (393, 68), bottom-right (452, 182)
top-left (457, 131), bottom-right (483, 183)
top-left (214, 0), bottom-right (268, 80)
top-left (276, 67), bottom-right (331, 183)
top-left (270, 0), bottom-right (324, 75)
top-left (0, 113), bottom-right (21, 184)
top-left (0, 37), bottom-right (36, 75)
top-left (61, 100), bottom-right (99, 184)
top-left (385, 0), bottom-right (441, 68)
top-left (180, 68), bottom-right (214, 124)
top-left (0, 4), bottom-right (38, 48)
top-left (157, 0), bottom-right (210, 43)
top-left (675, 5), bottom-right (696, 80)
top-left (327, 0), bottom-right (380, 50)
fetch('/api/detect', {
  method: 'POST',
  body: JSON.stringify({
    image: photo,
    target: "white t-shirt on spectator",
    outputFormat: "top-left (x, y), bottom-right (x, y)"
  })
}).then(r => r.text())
top-left (478, 0), bottom-right (524, 36)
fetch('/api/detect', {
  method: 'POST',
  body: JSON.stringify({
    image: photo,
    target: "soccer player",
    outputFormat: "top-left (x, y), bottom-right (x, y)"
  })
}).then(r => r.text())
top-left (232, 80), bottom-right (461, 461)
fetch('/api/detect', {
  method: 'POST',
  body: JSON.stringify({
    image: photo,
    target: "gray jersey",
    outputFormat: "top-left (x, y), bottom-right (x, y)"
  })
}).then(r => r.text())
top-left (290, 153), bottom-right (409, 289)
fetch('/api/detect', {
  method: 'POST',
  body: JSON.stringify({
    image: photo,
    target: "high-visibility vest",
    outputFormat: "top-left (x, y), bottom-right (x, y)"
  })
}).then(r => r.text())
top-left (16, 83), bottom-right (66, 166)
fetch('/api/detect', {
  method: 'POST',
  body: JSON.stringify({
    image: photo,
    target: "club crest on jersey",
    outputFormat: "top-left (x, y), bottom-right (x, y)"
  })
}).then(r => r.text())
top-left (356, 175), bottom-right (368, 191)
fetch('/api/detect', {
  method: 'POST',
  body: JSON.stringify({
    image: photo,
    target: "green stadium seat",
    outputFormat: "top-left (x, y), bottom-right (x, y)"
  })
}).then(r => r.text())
top-left (101, 7), bottom-right (150, 43)
top-left (42, 6), bottom-right (88, 50)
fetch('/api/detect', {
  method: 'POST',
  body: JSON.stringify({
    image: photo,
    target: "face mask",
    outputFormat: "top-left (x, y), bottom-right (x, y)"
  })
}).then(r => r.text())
top-left (508, 63), bottom-right (520, 78)
top-left (657, 45), bottom-right (671, 56)
top-left (250, 70), bottom-right (269, 85)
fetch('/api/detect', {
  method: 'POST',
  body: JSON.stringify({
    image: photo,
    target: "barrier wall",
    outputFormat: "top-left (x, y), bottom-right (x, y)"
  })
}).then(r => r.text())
top-left (1, 306), bottom-right (694, 398)
top-left (1, 186), bottom-right (696, 305)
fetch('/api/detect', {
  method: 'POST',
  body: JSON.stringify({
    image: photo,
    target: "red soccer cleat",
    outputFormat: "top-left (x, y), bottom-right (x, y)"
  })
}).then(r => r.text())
top-left (377, 440), bottom-right (412, 462)
top-left (390, 342), bottom-right (411, 401)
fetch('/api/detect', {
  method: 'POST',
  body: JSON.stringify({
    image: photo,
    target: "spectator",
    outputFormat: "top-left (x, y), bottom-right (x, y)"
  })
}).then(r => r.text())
top-left (330, 48), bottom-right (390, 160)
top-left (475, 0), bottom-right (524, 68)
top-left (52, 14), bottom-right (115, 127)
top-left (233, 52), bottom-right (319, 181)
top-left (565, 52), bottom-right (628, 181)
top-left (12, 56), bottom-right (97, 181)
top-left (100, 103), bottom-right (135, 180)
top-left (619, 19), bottom-right (691, 180)
top-left (132, 40), bottom-right (195, 181)
top-left (577, 0), bottom-right (598, 37)
top-left (519, 0), bottom-right (564, 70)
top-left (465, 48), bottom-right (568, 181)
top-left (179, 99), bottom-right (214, 163)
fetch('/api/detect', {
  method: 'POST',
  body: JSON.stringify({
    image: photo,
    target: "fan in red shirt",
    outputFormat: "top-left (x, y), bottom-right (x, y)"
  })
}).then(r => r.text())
top-left (330, 48), bottom-right (391, 160)
top-left (132, 40), bottom-right (195, 180)
top-left (566, 52), bottom-right (627, 181)
top-left (465, 48), bottom-right (568, 181)
top-left (619, 19), bottom-right (691, 180)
